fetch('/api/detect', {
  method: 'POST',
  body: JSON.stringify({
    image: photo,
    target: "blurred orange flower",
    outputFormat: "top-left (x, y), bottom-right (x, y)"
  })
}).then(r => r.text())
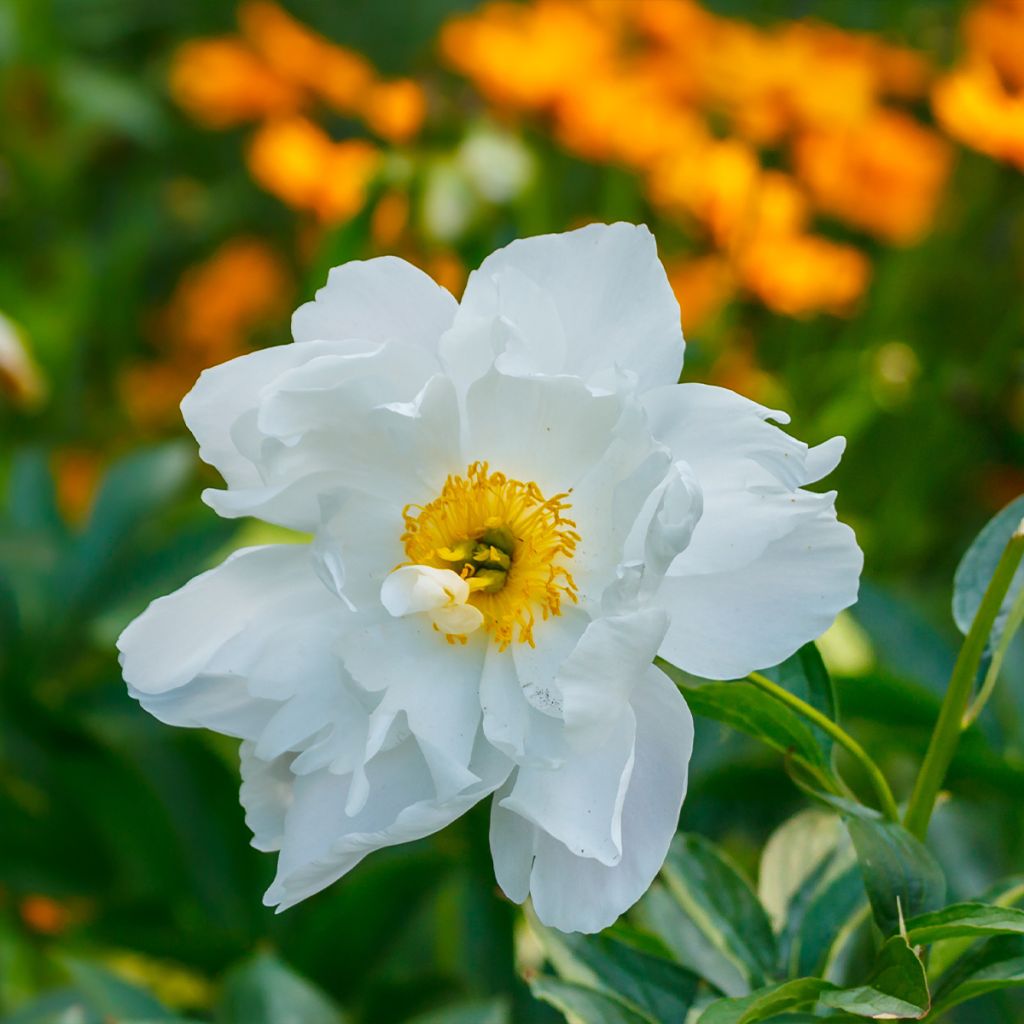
top-left (738, 233), bottom-right (870, 317)
top-left (124, 238), bottom-right (290, 427)
top-left (933, 1), bottom-right (1024, 171)
top-left (168, 38), bottom-right (301, 128)
top-left (248, 118), bottom-right (380, 222)
top-left (666, 255), bottom-right (735, 334)
top-left (362, 79), bottom-right (427, 143)
top-left (795, 111), bottom-right (952, 243)
top-left (441, 0), bottom-right (612, 110)
top-left (237, 1), bottom-right (374, 114)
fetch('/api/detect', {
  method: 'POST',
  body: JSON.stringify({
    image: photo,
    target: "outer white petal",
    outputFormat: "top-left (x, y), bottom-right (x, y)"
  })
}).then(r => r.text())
top-left (490, 667), bottom-right (693, 933)
top-left (557, 608), bottom-right (668, 750)
top-left (643, 383), bottom-right (841, 575)
top-left (118, 544), bottom-right (331, 698)
top-left (117, 545), bottom-right (372, 781)
top-left (443, 222), bottom-right (683, 393)
top-left (266, 731), bottom-right (511, 911)
top-left (292, 255), bottom-right (458, 353)
top-left (656, 504), bottom-right (863, 679)
top-left (239, 742), bottom-right (292, 853)
top-left (499, 707), bottom-right (636, 867)
top-left (205, 372), bottom-right (461, 528)
top-left (181, 339), bottom-right (367, 490)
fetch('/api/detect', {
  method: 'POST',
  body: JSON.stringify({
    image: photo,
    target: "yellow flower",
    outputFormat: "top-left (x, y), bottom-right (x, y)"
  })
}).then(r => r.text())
top-left (665, 255), bottom-right (735, 334)
top-left (168, 38), bottom-right (301, 128)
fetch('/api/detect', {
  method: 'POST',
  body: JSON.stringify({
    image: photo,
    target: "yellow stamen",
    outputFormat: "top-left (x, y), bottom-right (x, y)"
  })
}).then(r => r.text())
top-left (401, 461), bottom-right (579, 649)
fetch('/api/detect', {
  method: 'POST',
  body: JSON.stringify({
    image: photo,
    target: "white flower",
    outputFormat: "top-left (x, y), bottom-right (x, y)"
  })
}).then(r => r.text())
top-left (117, 223), bottom-right (862, 933)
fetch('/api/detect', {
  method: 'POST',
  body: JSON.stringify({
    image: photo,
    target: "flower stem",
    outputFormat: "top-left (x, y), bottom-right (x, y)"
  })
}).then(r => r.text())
top-left (903, 521), bottom-right (1024, 841)
top-left (747, 670), bottom-right (901, 821)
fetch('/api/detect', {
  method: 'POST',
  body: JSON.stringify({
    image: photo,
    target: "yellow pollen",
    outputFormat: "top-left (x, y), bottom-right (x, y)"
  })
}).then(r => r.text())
top-left (401, 461), bottom-right (579, 649)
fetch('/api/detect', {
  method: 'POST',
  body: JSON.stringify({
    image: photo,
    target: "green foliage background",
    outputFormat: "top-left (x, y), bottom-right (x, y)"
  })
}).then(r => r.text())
top-left (1, 0), bottom-right (1023, 1022)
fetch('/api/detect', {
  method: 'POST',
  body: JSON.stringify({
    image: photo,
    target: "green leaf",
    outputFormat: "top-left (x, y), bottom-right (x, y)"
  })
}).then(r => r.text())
top-left (760, 644), bottom-right (837, 761)
top-left (930, 935), bottom-right (1024, 1017)
top-left (529, 976), bottom-right (654, 1024)
top-left (697, 978), bottom-right (829, 1024)
top-left (819, 935), bottom-right (929, 1018)
top-left (656, 663), bottom-right (833, 778)
top-left (63, 959), bottom-right (176, 1020)
top-left (403, 998), bottom-right (510, 1024)
top-left (846, 816), bottom-right (946, 935)
top-left (533, 921), bottom-right (698, 1024)
top-left (699, 937), bottom-right (929, 1023)
top-left (905, 902), bottom-right (1024, 945)
top-left (644, 834), bottom-right (776, 994)
top-left (953, 494), bottom-right (1024, 649)
top-left (779, 853), bottom-right (867, 979)
top-left (217, 953), bottom-right (349, 1024)
top-left (637, 885), bottom-right (749, 997)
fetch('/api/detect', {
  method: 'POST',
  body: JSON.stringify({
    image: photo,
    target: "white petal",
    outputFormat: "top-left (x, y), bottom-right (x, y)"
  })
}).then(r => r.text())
top-left (239, 742), bottom-right (293, 853)
top-left (480, 643), bottom-right (567, 767)
top-left (463, 371), bottom-right (624, 496)
top-left (181, 339), bottom-right (363, 490)
top-left (498, 707), bottom-right (636, 867)
top-left (557, 608), bottom-right (668, 750)
top-left (118, 545), bottom-right (330, 697)
top-left (343, 618), bottom-right (488, 802)
top-left (445, 223), bottom-right (683, 392)
top-left (644, 383), bottom-right (847, 576)
top-left (657, 504), bottom-right (863, 679)
top-left (491, 667), bottom-right (693, 933)
top-left (292, 255), bottom-right (458, 353)
top-left (312, 493), bottom-right (406, 612)
top-left (204, 373), bottom-right (461, 528)
top-left (489, 667), bottom-right (696, 933)
top-left (381, 565), bottom-right (471, 616)
top-left (266, 731), bottom-right (510, 910)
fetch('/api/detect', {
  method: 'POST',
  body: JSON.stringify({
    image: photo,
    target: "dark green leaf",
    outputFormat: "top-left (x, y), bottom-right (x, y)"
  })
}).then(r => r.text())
top-left (649, 834), bottom-right (777, 992)
top-left (931, 935), bottom-right (1024, 1017)
top-left (658, 663), bottom-right (831, 775)
top-left (534, 921), bottom-right (698, 1024)
top-left (636, 884), bottom-right (749, 997)
top-left (403, 998), bottom-right (511, 1024)
top-left (529, 976), bottom-right (654, 1024)
top-left (953, 494), bottom-right (1024, 649)
top-left (700, 937), bottom-right (929, 1022)
top-left (760, 644), bottom-right (837, 761)
top-left (905, 902), bottom-right (1024, 945)
top-left (217, 953), bottom-right (349, 1024)
top-left (820, 935), bottom-right (929, 1018)
top-left (62, 959), bottom-right (176, 1021)
top-left (846, 816), bottom-right (946, 935)
top-left (697, 978), bottom-right (829, 1024)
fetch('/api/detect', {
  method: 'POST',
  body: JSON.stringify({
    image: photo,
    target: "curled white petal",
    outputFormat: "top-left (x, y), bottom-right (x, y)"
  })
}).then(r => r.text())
top-left (381, 564), bottom-right (485, 635)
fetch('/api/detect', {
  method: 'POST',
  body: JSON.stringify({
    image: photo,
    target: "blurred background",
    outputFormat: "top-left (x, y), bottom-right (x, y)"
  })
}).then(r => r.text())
top-left (1, 0), bottom-right (1023, 1021)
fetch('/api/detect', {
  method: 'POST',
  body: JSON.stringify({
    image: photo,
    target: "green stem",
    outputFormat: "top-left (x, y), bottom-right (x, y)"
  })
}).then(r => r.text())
top-left (961, 581), bottom-right (1024, 729)
top-left (903, 522), bottom-right (1024, 841)
top-left (747, 670), bottom-right (901, 821)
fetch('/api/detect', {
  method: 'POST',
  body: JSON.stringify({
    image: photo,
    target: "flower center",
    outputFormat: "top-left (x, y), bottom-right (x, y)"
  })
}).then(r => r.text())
top-left (401, 462), bottom-right (580, 649)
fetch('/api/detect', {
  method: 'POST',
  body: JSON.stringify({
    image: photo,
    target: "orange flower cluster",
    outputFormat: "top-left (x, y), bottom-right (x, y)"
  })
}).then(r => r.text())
top-left (442, 0), bottom-right (953, 319)
top-left (933, 0), bottom-right (1024, 170)
top-left (123, 238), bottom-right (290, 428)
top-left (170, 2), bottom-right (427, 221)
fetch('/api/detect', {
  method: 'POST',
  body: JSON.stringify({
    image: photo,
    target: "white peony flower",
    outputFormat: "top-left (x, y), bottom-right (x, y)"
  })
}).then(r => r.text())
top-left (117, 223), bottom-right (862, 933)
